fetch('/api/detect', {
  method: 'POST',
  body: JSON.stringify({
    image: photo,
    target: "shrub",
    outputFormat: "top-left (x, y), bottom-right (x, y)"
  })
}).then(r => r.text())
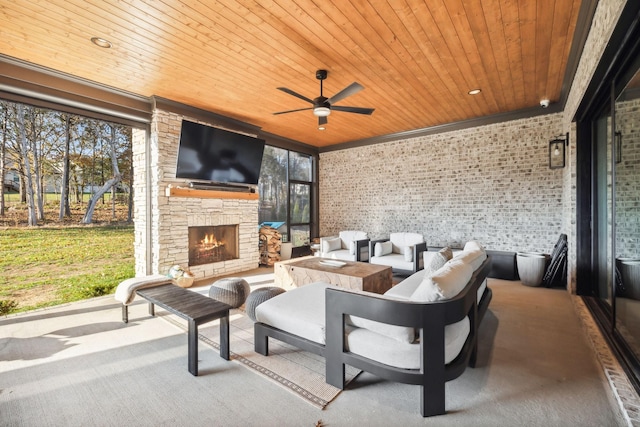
top-left (0, 299), bottom-right (18, 316)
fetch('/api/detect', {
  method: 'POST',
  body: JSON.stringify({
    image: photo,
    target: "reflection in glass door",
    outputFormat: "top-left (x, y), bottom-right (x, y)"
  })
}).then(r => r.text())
top-left (614, 67), bottom-right (640, 360)
top-left (595, 112), bottom-right (613, 305)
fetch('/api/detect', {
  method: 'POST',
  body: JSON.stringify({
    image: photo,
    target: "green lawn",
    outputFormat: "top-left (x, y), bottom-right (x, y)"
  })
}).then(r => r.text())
top-left (0, 225), bottom-right (134, 314)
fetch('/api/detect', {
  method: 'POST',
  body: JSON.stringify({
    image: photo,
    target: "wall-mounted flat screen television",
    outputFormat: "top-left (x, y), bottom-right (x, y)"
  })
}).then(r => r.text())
top-left (175, 120), bottom-right (265, 186)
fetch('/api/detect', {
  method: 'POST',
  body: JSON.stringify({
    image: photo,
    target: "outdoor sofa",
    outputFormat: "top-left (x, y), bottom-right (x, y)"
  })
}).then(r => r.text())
top-left (253, 241), bottom-right (492, 416)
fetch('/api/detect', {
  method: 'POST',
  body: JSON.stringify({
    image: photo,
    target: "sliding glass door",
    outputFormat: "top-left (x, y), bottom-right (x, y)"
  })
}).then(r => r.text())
top-left (614, 67), bottom-right (640, 361)
top-left (577, 2), bottom-right (640, 392)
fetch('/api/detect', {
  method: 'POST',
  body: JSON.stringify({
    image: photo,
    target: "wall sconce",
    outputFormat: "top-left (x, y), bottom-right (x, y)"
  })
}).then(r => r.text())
top-left (549, 133), bottom-right (568, 169)
top-left (615, 131), bottom-right (622, 164)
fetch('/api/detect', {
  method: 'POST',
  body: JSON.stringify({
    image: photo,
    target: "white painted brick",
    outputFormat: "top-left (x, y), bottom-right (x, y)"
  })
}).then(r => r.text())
top-left (320, 114), bottom-right (565, 253)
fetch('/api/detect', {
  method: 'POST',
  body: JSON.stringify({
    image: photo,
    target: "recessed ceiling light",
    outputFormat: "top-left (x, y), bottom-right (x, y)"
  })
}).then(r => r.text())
top-left (90, 37), bottom-right (112, 48)
top-left (468, 89), bottom-right (481, 95)
top-left (318, 126), bottom-right (326, 131)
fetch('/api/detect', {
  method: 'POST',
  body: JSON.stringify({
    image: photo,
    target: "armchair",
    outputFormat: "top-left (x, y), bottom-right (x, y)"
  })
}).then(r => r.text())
top-left (369, 232), bottom-right (427, 275)
top-left (319, 230), bottom-right (370, 262)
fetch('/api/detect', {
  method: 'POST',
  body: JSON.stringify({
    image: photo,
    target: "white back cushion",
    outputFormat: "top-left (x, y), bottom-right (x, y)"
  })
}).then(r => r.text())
top-left (339, 230), bottom-right (367, 243)
top-left (346, 315), bottom-right (415, 344)
top-left (454, 248), bottom-right (487, 271)
top-left (389, 232), bottom-right (424, 250)
top-left (464, 240), bottom-right (484, 252)
top-left (410, 259), bottom-right (473, 302)
top-left (340, 230), bottom-right (367, 253)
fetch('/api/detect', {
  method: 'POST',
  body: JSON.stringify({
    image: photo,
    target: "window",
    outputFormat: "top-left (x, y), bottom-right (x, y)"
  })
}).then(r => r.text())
top-left (258, 146), bottom-right (315, 247)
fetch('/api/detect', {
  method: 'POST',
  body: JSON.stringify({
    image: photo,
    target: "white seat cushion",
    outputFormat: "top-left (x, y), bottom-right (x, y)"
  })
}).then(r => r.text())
top-left (255, 282), bottom-right (330, 344)
top-left (370, 253), bottom-right (415, 272)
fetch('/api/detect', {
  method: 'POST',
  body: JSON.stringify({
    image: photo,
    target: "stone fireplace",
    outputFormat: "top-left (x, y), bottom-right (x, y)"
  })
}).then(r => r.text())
top-left (188, 224), bottom-right (239, 266)
top-left (132, 101), bottom-right (261, 280)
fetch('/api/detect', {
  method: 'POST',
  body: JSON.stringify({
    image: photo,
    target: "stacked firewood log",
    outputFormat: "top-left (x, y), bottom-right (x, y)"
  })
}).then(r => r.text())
top-left (259, 226), bottom-right (282, 266)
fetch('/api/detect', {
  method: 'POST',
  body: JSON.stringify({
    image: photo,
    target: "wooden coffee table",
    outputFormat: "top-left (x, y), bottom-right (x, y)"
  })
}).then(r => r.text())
top-left (274, 256), bottom-right (392, 294)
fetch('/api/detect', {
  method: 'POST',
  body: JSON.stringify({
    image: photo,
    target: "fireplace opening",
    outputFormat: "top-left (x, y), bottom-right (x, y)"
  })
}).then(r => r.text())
top-left (188, 225), bottom-right (239, 266)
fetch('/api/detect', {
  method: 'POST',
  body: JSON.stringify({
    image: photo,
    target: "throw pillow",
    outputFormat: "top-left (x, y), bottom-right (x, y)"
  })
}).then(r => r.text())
top-left (410, 259), bottom-right (473, 302)
top-left (403, 245), bottom-right (413, 262)
top-left (424, 251), bottom-right (447, 275)
top-left (374, 241), bottom-right (393, 257)
top-left (440, 246), bottom-right (454, 261)
top-left (322, 237), bottom-right (341, 253)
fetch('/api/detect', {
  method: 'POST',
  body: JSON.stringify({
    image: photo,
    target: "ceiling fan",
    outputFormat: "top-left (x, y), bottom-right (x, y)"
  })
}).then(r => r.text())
top-left (273, 70), bottom-right (374, 130)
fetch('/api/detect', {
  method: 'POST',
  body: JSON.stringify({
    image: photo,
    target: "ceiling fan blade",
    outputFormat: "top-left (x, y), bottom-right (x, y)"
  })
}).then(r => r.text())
top-left (327, 82), bottom-right (364, 105)
top-left (318, 116), bottom-right (328, 126)
top-left (273, 107), bottom-right (314, 115)
top-left (331, 105), bottom-right (375, 115)
top-left (277, 87), bottom-right (314, 104)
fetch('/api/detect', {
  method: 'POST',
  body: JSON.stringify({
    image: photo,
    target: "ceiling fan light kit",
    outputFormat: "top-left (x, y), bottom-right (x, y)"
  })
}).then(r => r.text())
top-left (274, 69), bottom-right (374, 129)
top-left (313, 106), bottom-right (331, 117)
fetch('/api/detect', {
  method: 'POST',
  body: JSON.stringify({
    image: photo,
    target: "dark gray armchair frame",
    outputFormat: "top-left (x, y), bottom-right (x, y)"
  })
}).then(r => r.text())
top-left (353, 238), bottom-right (370, 262)
top-left (325, 257), bottom-right (491, 417)
top-left (254, 257), bottom-right (492, 417)
top-left (369, 238), bottom-right (428, 275)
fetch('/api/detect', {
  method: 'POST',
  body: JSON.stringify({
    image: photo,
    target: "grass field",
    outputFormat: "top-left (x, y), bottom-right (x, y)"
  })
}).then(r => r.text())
top-left (0, 226), bottom-right (134, 314)
top-left (0, 197), bottom-right (135, 314)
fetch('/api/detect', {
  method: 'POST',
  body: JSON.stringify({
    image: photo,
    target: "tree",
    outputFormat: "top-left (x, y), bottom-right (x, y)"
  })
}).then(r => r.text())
top-left (15, 105), bottom-right (37, 226)
top-left (0, 101), bottom-right (134, 225)
top-left (258, 146), bottom-right (288, 223)
top-left (0, 103), bottom-right (7, 216)
top-left (81, 124), bottom-right (122, 224)
top-left (26, 108), bottom-right (45, 222)
top-left (59, 114), bottom-right (71, 220)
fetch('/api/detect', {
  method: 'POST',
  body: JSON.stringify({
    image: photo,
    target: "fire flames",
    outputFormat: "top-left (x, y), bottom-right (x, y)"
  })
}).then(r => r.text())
top-left (188, 225), bottom-right (238, 267)
top-left (200, 234), bottom-right (225, 250)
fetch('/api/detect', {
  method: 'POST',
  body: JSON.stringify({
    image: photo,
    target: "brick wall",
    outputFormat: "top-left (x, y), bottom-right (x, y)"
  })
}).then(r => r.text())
top-left (319, 113), bottom-right (564, 253)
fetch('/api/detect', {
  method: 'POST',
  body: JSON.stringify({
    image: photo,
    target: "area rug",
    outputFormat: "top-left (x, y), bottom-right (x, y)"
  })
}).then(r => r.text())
top-left (160, 309), bottom-right (361, 409)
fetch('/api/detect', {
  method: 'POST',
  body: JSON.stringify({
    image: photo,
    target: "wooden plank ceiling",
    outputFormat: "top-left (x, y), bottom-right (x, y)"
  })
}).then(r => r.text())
top-left (0, 0), bottom-right (582, 148)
